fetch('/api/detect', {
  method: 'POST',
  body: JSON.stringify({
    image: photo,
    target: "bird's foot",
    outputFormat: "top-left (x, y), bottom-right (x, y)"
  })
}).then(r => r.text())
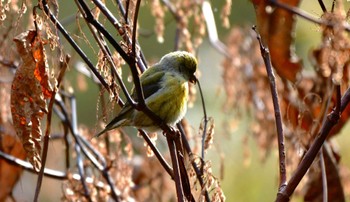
top-left (162, 126), bottom-right (179, 139)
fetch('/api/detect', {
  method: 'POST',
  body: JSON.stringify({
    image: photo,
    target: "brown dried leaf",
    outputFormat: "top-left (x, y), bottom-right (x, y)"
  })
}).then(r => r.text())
top-left (11, 30), bottom-right (53, 172)
top-left (221, 0), bottom-right (232, 29)
top-left (253, 0), bottom-right (302, 82)
top-left (222, 27), bottom-right (279, 161)
top-left (0, 134), bottom-right (27, 201)
top-left (151, 0), bottom-right (165, 43)
top-left (0, 65), bottom-right (26, 201)
top-left (304, 144), bottom-right (346, 202)
top-left (200, 117), bottom-right (214, 152)
top-left (312, 2), bottom-right (350, 84)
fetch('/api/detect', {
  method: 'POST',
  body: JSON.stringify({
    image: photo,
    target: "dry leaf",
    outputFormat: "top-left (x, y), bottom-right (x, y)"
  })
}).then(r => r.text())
top-left (252, 0), bottom-right (302, 82)
top-left (303, 144), bottom-right (346, 202)
top-left (199, 117), bottom-right (214, 152)
top-left (0, 64), bottom-right (26, 201)
top-left (0, 134), bottom-right (27, 201)
top-left (11, 30), bottom-right (53, 172)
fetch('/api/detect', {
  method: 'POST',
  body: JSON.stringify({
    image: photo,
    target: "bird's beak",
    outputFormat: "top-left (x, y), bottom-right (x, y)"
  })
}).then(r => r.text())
top-left (189, 75), bottom-right (197, 84)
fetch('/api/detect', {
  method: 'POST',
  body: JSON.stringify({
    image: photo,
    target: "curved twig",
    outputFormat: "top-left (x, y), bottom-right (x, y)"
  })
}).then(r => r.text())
top-left (40, 0), bottom-right (111, 92)
top-left (197, 80), bottom-right (208, 160)
top-left (268, 0), bottom-right (350, 32)
top-left (253, 26), bottom-right (287, 189)
top-left (34, 54), bottom-right (70, 201)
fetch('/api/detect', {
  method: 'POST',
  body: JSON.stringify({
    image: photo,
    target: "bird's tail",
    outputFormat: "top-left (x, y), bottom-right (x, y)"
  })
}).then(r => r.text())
top-left (94, 118), bottom-right (127, 138)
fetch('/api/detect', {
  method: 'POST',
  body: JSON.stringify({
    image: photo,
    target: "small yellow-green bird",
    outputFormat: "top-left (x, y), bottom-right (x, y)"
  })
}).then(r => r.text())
top-left (96, 51), bottom-right (197, 137)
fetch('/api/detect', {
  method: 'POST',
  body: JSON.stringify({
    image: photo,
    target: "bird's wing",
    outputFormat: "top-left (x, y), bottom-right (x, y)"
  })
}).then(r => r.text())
top-left (95, 69), bottom-right (165, 137)
top-left (138, 70), bottom-right (165, 100)
top-left (118, 70), bottom-right (165, 123)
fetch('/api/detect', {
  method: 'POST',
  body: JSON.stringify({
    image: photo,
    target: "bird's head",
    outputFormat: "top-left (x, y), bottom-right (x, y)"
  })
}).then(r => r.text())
top-left (159, 51), bottom-right (197, 84)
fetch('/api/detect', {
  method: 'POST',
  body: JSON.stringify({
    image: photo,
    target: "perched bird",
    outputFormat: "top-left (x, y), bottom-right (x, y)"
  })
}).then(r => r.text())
top-left (96, 51), bottom-right (197, 137)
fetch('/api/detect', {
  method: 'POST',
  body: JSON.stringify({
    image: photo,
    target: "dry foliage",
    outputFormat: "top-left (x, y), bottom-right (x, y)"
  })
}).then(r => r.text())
top-left (0, 64), bottom-right (27, 201)
top-left (1, 0), bottom-right (350, 201)
top-left (253, 0), bottom-right (302, 82)
top-left (0, 0), bottom-right (224, 201)
top-left (222, 0), bottom-right (350, 201)
top-left (11, 30), bottom-right (53, 172)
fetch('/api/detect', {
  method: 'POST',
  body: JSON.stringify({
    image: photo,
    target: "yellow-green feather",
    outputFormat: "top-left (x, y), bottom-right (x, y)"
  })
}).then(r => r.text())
top-left (131, 71), bottom-right (188, 130)
top-left (96, 51), bottom-right (197, 136)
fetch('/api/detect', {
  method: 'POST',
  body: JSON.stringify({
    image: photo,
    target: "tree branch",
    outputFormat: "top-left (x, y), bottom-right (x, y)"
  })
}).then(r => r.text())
top-left (253, 26), bottom-right (287, 188)
top-left (276, 87), bottom-right (350, 201)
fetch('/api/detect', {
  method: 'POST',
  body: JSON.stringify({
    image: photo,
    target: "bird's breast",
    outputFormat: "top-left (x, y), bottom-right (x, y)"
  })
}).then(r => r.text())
top-left (146, 72), bottom-right (189, 125)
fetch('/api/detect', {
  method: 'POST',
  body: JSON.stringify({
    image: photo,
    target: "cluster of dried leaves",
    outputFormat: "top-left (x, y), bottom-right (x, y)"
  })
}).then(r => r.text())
top-left (0, 1), bottom-right (30, 201)
top-left (4, 0), bottom-right (350, 201)
top-left (222, 0), bottom-right (350, 201)
top-left (0, 0), bottom-right (226, 201)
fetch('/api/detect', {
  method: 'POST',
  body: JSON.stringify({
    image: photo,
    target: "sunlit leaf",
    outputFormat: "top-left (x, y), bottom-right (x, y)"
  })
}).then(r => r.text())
top-left (252, 0), bottom-right (302, 82)
top-left (11, 30), bottom-right (53, 172)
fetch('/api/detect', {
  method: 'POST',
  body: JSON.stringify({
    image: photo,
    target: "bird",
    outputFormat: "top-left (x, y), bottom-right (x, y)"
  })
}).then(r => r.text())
top-left (96, 51), bottom-right (197, 137)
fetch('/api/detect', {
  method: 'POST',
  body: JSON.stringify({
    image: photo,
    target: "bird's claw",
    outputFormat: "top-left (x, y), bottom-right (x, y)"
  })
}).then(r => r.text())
top-left (162, 126), bottom-right (179, 139)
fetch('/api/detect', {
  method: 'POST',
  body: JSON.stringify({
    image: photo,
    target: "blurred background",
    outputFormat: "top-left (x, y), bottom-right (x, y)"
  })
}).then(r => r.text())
top-left (4, 0), bottom-right (350, 201)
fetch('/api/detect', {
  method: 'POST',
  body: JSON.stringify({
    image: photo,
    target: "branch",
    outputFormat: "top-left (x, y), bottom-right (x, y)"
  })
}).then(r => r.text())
top-left (40, 0), bottom-right (111, 92)
top-left (196, 79), bottom-right (209, 160)
top-left (202, 1), bottom-right (230, 58)
top-left (253, 26), bottom-right (287, 188)
top-left (138, 130), bottom-right (174, 177)
top-left (276, 88), bottom-right (350, 201)
top-left (0, 149), bottom-right (114, 190)
top-left (319, 149), bottom-right (328, 202)
top-left (268, 0), bottom-right (350, 32)
top-left (177, 123), bottom-right (211, 202)
top-left (92, 0), bottom-right (147, 71)
top-left (34, 54), bottom-right (70, 201)
top-left (166, 135), bottom-right (184, 202)
top-left (54, 94), bottom-right (121, 201)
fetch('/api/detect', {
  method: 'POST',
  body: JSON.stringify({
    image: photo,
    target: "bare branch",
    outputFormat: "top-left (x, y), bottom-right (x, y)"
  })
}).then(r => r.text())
top-left (253, 26), bottom-right (287, 188)
top-left (276, 88), bottom-right (350, 201)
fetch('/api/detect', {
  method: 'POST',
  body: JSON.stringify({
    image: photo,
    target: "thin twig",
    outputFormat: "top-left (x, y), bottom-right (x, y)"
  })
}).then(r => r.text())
top-left (71, 96), bottom-right (93, 201)
top-left (177, 123), bottom-right (211, 202)
top-left (92, 0), bottom-right (147, 71)
top-left (138, 130), bottom-right (174, 177)
top-left (0, 149), bottom-right (110, 189)
top-left (331, 0), bottom-right (336, 13)
top-left (55, 94), bottom-right (121, 201)
top-left (197, 80), bottom-right (208, 160)
top-left (318, 0), bottom-right (327, 13)
top-left (34, 55), bottom-right (69, 201)
top-left (253, 26), bottom-right (287, 188)
top-left (131, 0), bottom-right (141, 59)
top-left (125, 0), bottom-right (130, 23)
top-left (63, 122), bottom-right (70, 169)
top-left (166, 135), bottom-right (184, 202)
top-left (74, 139), bottom-right (92, 201)
top-left (268, 0), bottom-right (350, 32)
top-left (74, 0), bottom-right (126, 104)
top-left (75, 0), bottom-right (144, 109)
top-left (159, 0), bottom-right (181, 50)
top-left (319, 149), bottom-right (328, 202)
top-left (202, 1), bottom-right (230, 58)
top-left (173, 136), bottom-right (194, 202)
top-left (336, 85), bottom-right (341, 115)
top-left (40, 0), bottom-right (111, 91)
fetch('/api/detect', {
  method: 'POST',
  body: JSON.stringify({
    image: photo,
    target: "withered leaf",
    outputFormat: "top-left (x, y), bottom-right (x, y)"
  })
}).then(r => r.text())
top-left (11, 30), bottom-right (53, 172)
top-left (0, 134), bottom-right (27, 201)
top-left (304, 145), bottom-right (345, 202)
top-left (0, 70), bottom-right (27, 201)
top-left (252, 0), bottom-right (302, 82)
